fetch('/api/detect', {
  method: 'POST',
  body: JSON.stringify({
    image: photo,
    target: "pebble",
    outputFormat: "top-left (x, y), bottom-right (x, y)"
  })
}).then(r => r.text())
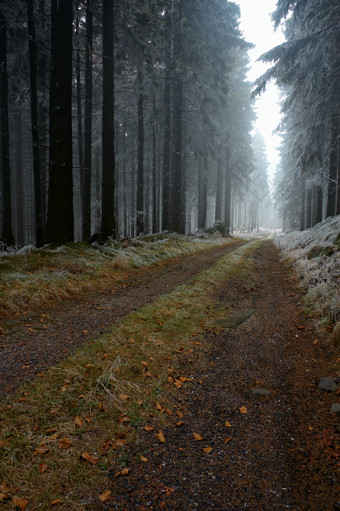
top-left (318, 377), bottom-right (337, 392)
top-left (250, 388), bottom-right (271, 396)
top-left (330, 403), bottom-right (340, 415)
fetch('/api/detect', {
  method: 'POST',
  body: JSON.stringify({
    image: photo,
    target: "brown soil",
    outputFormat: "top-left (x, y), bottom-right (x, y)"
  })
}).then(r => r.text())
top-left (0, 239), bottom-right (247, 398)
top-left (102, 241), bottom-right (339, 511)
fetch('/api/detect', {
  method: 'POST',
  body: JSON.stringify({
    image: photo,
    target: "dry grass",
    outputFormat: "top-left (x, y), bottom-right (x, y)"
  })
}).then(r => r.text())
top-left (0, 239), bottom-right (262, 510)
top-left (0, 234), bottom-right (236, 320)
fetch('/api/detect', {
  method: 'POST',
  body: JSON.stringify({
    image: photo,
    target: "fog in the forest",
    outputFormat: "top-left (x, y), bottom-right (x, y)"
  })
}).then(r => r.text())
top-left (0, 1), bottom-right (339, 248)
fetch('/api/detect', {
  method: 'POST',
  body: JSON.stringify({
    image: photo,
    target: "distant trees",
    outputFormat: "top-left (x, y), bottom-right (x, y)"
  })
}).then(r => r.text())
top-left (254, 0), bottom-right (340, 231)
top-left (0, 0), bottom-right (263, 247)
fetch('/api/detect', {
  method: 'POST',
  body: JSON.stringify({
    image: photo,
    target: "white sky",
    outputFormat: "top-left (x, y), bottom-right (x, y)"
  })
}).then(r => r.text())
top-left (235, 0), bottom-right (286, 185)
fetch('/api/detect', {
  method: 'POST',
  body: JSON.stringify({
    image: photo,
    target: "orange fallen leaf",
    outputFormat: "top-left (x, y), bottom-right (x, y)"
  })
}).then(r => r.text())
top-left (176, 421), bottom-right (184, 427)
top-left (58, 437), bottom-right (73, 449)
top-left (0, 493), bottom-right (8, 502)
top-left (174, 379), bottom-right (182, 389)
top-left (239, 406), bottom-right (247, 414)
top-left (203, 446), bottom-right (212, 453)
top-left (176, 411), bottom-right (184, 418)
top-left (313, 339), bottom-right (319, 346)
top-left (81, 452), bottom-right (99, 464)
top-left (144, 426), bottom-right (154, 432)
top-left (193, 433), bottom-right (203, 441)
top-left (84, 363), bottom-right (95, 368)
top-left (74, 416), bottom-right (83, 427)
top-left (99, 491), bottom-right (112, 503)
top-left (137, 400), bottom-right (143, 406)
top-left (140, 455), bottom-right (148, 463)
top-left (115, 468), bottom-right (130, 477)
top-left (119, 394), bottom-right (130, 401)
top-left (224, 437), bottom-right (232, 444)
top-left (34, 446), bottom-right (49, 456)
top-left (12, 496), bottom-right (28, 510)
top-left (155, 402), bottom-right (162, 410)
top-left (225, 421), bottom-right (232, 428)
top-left (39, 463), bottom-right (48, 473)
top-left (141, 361), bottom-right (148, 367)
top-left (144, 371), bottom-right (152, 378)
top-left (50, 499), bottom-right (63, 505)
top-left (156, 430), bottom-right (166, 443)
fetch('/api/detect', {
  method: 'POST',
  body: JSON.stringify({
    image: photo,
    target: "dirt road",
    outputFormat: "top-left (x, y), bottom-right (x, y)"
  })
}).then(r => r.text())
top-left (0, 239), bottom-right (247, 398)
top-left (108, 241), bottom-right (339, 510)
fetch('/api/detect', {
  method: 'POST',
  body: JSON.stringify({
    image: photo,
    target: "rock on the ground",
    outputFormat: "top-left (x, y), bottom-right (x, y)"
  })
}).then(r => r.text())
top-left (330, 403), bottom-right (340, 415)
top-left (318, 376), bottom-right (337, 392)
top-left (250, 388), bottom-right (271, 396)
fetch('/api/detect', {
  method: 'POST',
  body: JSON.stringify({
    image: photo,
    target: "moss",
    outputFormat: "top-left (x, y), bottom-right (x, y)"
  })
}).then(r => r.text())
top-left (333, 232), bottom-right (340, 250)
top-left (306, 245), bottom-right (335, 259)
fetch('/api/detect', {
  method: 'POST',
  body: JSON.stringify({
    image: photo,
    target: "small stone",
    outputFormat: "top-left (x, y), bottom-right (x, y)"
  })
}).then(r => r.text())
top-left (330, 403), bottom-right (340, 415)
top-left (318, 377), bottom-right (338, 392)
top-left (250, 388), bottom-right (271, 396)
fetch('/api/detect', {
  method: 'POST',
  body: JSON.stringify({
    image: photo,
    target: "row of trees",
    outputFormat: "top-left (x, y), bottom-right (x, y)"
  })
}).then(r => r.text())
top-left (254, 0), bottom-right (340, 231)
top-left (0, 0), bottom-right (272, 247)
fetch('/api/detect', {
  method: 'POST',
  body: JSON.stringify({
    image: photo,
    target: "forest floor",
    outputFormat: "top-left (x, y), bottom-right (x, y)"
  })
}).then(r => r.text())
top-left (0, 238), bottom-right (339, 510)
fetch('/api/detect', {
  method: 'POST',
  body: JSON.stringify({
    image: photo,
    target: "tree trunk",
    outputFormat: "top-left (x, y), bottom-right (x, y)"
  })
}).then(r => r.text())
top-left (83, 0), bottom-right (93, 239)
top-left (224, 149), bottom-right (231, 235)
top-left (0, 8), bottom-right (14, 246)
top-left (306, 187), bottom-right (312, 229)
top-left (162, 13), bottom-right (171, 232)
top-left (215, 155), bottom-right (223, 222)
top-left (136, 69), bottom-right (144, 235)
top-left (27, 0), bottom-right (44, 246)
top-left (326, 114), bottom-right (339, 218)
top-left (101, 0), bottom-right (116, 239)
top-left (75, 13), bottom-right (84, 232)
top-left (152, 94), bottom-right (157, 233)
top-left (315, 186), bottom-right (323, 225)
top-left (46, 0), bottom-right (74, 243)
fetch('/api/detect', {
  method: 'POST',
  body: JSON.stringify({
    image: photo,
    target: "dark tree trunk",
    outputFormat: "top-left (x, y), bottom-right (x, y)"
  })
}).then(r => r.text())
top-left (152, 94), bottom-right (157, 233)
top-left (101, 0), bottom-right (116, 239)
top-left (171, 9), bottom-right (183, 233)
top-left (15, 110), bottom-right (24, 245)
top-left (198, 157), bottom-right (207, 229)
top-left (306, 187), bottom-right (312, 229)
top-left (162, 13), bottom-right (171, 232)
top-left (83, 0), bottom-right (93, 239)
top-left (46, 0), bottom-right (74, 243)
top-left (75, 13), bottom-right (84, 222)
top-left (136, 69), bottom-right (144, 235)
top-left (171, 74), bottom-right (183, 233)
top-left (215, 155), bottom-right (223, 222)
top-left (224, 149), bottom-right (231, 235)
top-left (27, 0), bottom-right (44, 246)
top-left (326, 114), bottom-right (339, 218)
top-left (0, 8), bottom-right (14, 246)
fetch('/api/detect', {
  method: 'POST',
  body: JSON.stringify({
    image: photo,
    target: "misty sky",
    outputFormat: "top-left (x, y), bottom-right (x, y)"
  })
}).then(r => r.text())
top-left (236, 0), bottom-right (285, 185)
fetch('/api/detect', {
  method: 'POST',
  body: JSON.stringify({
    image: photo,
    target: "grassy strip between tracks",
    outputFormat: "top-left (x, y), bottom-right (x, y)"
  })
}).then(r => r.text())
top-left (0, 238), bottom-right (262, 510)
top-left (0, 234), bottom-right (240, 320)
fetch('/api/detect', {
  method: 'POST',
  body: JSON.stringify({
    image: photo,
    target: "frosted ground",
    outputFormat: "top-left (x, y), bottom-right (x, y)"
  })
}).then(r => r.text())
top-left (275, 216), bottom-right (340, 332)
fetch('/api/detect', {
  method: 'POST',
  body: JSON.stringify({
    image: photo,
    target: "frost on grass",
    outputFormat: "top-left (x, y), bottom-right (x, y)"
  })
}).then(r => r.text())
top-left (275, 216), bottom-right (340, 328)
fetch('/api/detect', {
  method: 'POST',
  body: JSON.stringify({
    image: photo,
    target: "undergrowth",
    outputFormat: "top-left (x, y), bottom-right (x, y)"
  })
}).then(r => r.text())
top-left (0, 239), bottom-right (261, 510)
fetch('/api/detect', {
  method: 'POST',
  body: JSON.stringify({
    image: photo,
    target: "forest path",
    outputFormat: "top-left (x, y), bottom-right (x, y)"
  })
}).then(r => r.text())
top-left (107, 241), bottom-right (339, 511)
top-left (0, 238), bottom-right (248, 398)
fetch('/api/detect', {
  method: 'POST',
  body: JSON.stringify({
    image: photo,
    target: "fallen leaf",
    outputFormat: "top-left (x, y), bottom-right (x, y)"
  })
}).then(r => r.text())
top-left (313, 339), bottom-right (319, 345)
top-left (12, 496), bottom-right (28, 510)
top-left (99, 491), bottom-right (111, 503)
top-left (224, 437), bottom-right (232, 444)
top-left (81, 452), bottom-right (99, 464)
top-left (156, 430), bottom-right (166, 443)
top-left (84, 363), bottom-right (95, 368)
top-left (176, 411), bottom-right (184, 418)
top-left (239, 406), bottom-right (247, 414)
top-left (137, 400), bottom-right (143, 406)
top-left (140, 455), bottom-right (148, 463)
top-left (174, 379), bottom-right (182, 389)
top-left (50, 499), bottom-right (63, 505)
top-left (49, 406), bottom-right (62, 415)
top-left (155, 402), bottom-right (162, 410)
top-left (144, 426), bottom-right (154, 432)
top-left (58, 437), bottom-right (73, 449)
top-left (225, 421), bottom-right (232, 428)
top-left (141, 361), bottom-right (148, 367)
top-left (0, 493), bottom-right (8, 502)
top-left (74, 416), bottom-right (83, 427)
top-left (193, 433), bottom-right (203, 441)
top-left (34, 446), bottom-right (49, 456)
top-left (39, 463), bottom-right (48, 473)
top-left (119, 394), bottom-right (130, 401)
top-left (115, 468), bottom-right (130, 477)
top-left (144, 371), bottom-right (152, 378)
top-left (0, 439), bottom-right (10, 448)
top-left (176, 421), bottom-right (184, 427)
top-left (203, 446), bottom-right (212, 453)
top-left (0, 482), bottom-right (11, 493)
